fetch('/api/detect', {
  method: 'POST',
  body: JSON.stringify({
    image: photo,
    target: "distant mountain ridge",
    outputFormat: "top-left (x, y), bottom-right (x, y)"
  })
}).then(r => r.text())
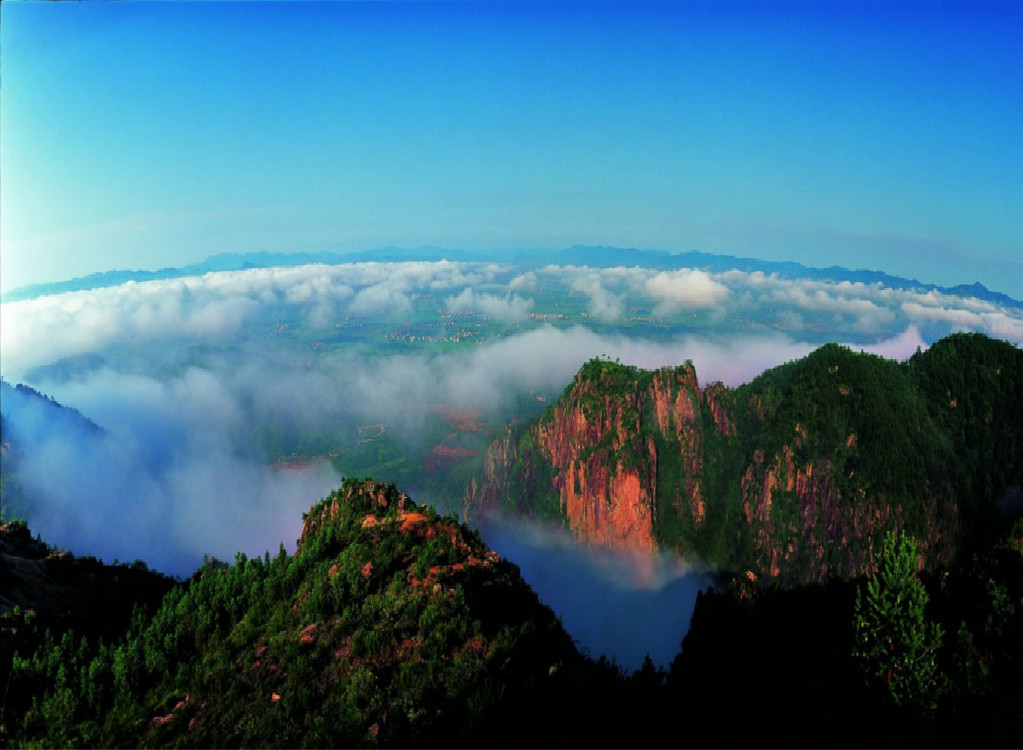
top-left (4, 246), bottom-right (1020, 309)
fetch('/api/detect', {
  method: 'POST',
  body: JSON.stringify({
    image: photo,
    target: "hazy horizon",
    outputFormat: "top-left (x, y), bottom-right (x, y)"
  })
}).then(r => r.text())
top-left (2, 1), bottom-right (1021, 296)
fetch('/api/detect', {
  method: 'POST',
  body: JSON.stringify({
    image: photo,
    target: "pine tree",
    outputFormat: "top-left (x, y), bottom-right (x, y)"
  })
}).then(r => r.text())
top-left (853, 530), bottom-right (946, 715)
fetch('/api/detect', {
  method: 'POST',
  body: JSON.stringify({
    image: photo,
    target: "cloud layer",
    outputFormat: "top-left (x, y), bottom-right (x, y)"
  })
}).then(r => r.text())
top-left (3, 260), bottom-right (1020, 378)
top-left (2, 259), bottom-right (1019, 664)
top-left (2, 372), bottom-right (340, 576)
top-left (5, 260), bottom-right (1017, 571)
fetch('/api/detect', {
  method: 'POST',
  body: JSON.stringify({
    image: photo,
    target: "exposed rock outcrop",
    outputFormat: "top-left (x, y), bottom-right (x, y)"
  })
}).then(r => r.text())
top-left (466, 360), bottom-right (732, 555)
top-left (467, 335), bottom-right (1022, 586)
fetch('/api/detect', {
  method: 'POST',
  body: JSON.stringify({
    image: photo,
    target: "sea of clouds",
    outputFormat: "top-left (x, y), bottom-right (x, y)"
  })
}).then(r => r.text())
top-left (2, 260), bottom-right (1020, 668)
top-left (4, 259), bottom-right (1020, 571)
top-left (3, 261), bottom-right (1021, 376)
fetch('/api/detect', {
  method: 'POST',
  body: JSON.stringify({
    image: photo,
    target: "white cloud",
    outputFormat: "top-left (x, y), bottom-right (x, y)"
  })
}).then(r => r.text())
top-left (508, 271), bottom-right (538, 292)
top-left (349, 281), bottom-right (414, 316)
top-left (0, 281), bottom-right (260, 373)
top-left (8, 366), bottom-right (340, 576)
top-left (4, 261), bottom-right (1022, 384)
top-left (571, 273), bottom-right (626, 322)
top-left (643, 269), bottom-right (730, 312)
top-left (445, 288), bottom-right (533, 322)
top-left (854, 326), bottom-right (928, 360)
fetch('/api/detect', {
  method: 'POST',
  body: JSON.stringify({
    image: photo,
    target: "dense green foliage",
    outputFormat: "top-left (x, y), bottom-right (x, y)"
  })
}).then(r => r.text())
top-left (651, 380), bottom-right (748, 567)
top-left (6, 480), bottom-right (583, 747)
top-left (853, 531), bottom-right (946, 714)
top-left (735, 343), bottom-right (951, 531)
top-left (0, 520), bottom-right (176, 747)
top-left (571, 358), bottom-right (654, 421)
top-left (474, 334), bottom-right (1023, 584)
top-left (906, 333), bottom-right (1023, 542)
top-left (672, 520), bottom-right (1023, 747)
top-left (0, 415), bottom-right (25, 521)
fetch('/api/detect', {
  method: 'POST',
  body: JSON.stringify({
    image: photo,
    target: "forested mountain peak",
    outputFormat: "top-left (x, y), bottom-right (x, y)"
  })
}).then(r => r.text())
top-left (6, 479), bottom-right (585, 747)
top-left (466, 333), bottom-right (1023, 586)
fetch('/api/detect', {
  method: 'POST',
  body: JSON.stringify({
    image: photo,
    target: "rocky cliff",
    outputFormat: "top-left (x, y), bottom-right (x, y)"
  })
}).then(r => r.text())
top-left (466, 334), bottom-right (1023, 586)
top-left (465, 359), bottom-right (739, 555)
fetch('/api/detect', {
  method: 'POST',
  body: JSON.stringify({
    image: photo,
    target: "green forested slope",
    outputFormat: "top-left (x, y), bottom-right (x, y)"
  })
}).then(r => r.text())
top-left (467, 333), bottom-right (1023, 584)
top-left (6, 480), bottom-right (593, 747)
top-left (5, 484), bottom-right (1022, 747)
top-left (906, 333), bottom-right (1023, 541)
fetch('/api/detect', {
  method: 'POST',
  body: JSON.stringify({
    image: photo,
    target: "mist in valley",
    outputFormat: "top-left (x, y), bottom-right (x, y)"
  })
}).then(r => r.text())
top-left (473, 514), bottom-right (711, 671)
top-left (3, 259), bottom-right (1020, 667)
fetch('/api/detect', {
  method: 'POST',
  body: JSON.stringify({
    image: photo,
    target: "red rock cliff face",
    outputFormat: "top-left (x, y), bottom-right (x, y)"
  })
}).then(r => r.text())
top-left (464, 425), bottom-right (542, 520)
top-left (466, 357), bottom-right (962, 586)
top-left (649, 367), bottom-right (733, 533)
top-left (533, 376), bottom-right (658, 551)
top-left (739, 442), bottom-right (906, 585)
top-left (466, 362), bottom-right (730, 554)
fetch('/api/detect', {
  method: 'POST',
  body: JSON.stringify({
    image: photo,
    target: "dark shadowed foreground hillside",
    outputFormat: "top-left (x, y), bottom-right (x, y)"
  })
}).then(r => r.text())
top-left (3, 480), bottom-right (1023, 747)
top-left (0, 519), bottom-right (175, 729)
top-left (466, 333), bottom-right (1023, 586)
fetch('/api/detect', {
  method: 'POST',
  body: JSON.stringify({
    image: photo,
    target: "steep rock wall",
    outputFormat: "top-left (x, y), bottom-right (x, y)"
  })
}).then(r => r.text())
top-left (465, 339), bottom-right (1004, 586)
top-left (466, 361), bottom-right (729, 554)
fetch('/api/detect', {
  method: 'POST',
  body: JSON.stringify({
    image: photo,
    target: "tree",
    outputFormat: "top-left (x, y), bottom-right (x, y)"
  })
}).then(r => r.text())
top-left (853, 530), bottom-right (946, 715)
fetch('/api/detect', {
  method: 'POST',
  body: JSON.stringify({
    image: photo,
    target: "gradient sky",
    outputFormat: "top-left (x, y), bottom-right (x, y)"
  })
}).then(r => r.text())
top-left (2, 1), bottom-right (1021, 296)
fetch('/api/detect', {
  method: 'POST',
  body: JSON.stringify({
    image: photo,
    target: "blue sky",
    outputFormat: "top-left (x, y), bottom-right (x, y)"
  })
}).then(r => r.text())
top-left (2, 1), bottom-right (1021, 296)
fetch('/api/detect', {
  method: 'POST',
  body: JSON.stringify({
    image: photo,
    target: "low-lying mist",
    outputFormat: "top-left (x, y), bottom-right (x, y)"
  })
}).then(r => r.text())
top-left (1, 376), bottom-right (341, 575)
top-left (475, 514), bottom-right (711, 671)
top-left (2, 324), bottom-right (839, 573)
top-left (3, 259), bottom-right (1012, 667)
